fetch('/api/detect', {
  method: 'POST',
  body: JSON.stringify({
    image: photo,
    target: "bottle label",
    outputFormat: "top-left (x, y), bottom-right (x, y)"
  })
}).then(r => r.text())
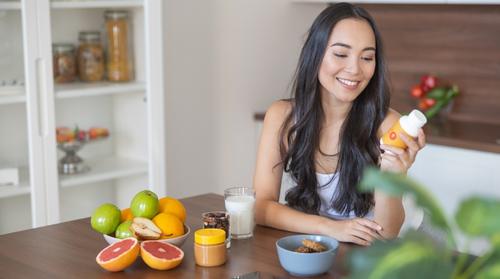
top-left (381, 121), bottom-right (408, 149)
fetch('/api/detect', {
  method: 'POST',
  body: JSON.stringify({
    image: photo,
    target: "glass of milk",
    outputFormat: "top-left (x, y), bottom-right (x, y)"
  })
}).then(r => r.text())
top-left (224, 187), bottom-right (255, 239)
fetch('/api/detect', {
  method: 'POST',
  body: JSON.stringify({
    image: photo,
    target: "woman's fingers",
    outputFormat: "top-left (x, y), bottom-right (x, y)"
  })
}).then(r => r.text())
top-left (354, 225), bottom-right (380, 241)
top-left (356, 218), bottom-right (382, 232)
top-left (355, 219), bottom-right (383, 240)
top-left (417, 128), bottom-right (426, 149)
top-left (380, 144), bottom-right (404, 156)
top-left (399, 132), bottom-right (420, 155)
top-left (349, 235), bottom-right (371, 246)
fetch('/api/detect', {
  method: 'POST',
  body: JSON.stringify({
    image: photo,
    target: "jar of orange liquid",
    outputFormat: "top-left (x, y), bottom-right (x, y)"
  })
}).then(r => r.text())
top-left (381, 109), bottom-right (427, 149)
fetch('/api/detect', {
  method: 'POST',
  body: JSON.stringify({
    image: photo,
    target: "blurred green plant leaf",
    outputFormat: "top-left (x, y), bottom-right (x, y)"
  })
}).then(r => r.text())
top-left (474, 263), bottom-right (500, 279)
top-left (455, 197), bottom-right (500, 237)
top-left (347, 232), bottom-right (453, 279)
top-left (359, 168), bottom-right (452, 238)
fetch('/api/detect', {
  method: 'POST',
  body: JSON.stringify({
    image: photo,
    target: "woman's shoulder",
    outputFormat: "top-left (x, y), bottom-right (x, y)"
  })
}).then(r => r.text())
top-left (264, 99), bottom-right (293, 125)
top-left (377, 108), bottom-right (401, 138)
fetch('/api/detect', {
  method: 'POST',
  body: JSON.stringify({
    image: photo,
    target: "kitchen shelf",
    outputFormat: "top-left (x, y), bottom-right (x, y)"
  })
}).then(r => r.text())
top-left (0, 168), bottom-right (30, 199)
top-left (59, 156), bottom-right (148, 188)
top-left (0, 89), bottom-right (26, 105)
top-left (50, 0), bottom-right (143, 9)
top-left (0, 1), bottom-right (21, 10)
top-left (55, 82), bottom-right (145, 99)
top-left (424, 119), bottom-right (500, 154)
top-left (253, 112), bottom-right (500, 154)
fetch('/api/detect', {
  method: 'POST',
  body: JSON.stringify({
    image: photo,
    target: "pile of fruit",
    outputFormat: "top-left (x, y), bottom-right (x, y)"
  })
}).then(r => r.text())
top-left (56, 126), bottom-right (109, 144)
top-left (410, 74), bottom-right (459, 119)
top-left (90, 190), bottom-right (187, 272)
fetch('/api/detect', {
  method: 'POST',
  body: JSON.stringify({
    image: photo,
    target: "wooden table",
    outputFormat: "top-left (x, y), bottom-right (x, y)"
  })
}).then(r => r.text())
top-left (0, 194), bottom-right (352, 278)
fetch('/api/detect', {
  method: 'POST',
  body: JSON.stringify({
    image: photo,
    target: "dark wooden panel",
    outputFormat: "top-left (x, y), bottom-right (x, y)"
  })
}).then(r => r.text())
top-left (361, 4), bottom-right (500, 124)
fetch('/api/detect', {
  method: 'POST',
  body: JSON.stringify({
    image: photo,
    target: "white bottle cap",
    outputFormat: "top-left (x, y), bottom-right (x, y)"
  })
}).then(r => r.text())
top-left (399, 109), bottom-right (427, 138)
top-left (408, 109), bottom-right (427, 129)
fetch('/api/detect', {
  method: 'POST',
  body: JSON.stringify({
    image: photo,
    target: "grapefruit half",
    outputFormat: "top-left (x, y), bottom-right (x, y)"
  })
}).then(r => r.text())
top-left (140, 240), bottom-right (184, 270)
top-left (96, 237), bottom-right (139, 272)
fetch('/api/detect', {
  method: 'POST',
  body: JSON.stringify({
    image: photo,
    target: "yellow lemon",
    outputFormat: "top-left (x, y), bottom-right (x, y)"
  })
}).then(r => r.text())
top-left (152, 213), bottom-right (184, 239)
top-left (158, 197), bottom-right (186, 223)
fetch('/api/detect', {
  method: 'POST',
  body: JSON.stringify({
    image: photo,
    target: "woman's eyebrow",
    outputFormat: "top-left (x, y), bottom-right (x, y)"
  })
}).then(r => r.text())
top-left (330, 42), bottom-right (376, 52)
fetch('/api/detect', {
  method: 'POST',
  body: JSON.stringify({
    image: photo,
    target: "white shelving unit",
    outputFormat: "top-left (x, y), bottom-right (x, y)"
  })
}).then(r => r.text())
top-left (0, 0), bottom-right (166, 235)
top-left (55, 82), bottom-right (146, 99)
top-left (60, 156), bottom-right (148, 188)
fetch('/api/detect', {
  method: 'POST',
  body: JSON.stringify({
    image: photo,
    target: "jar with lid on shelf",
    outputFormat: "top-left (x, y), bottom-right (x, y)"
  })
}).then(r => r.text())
top-left (77, 31), bottom-right (104, 82)
top-left (104, 10), bottom-right (133, 82)
top-left (53, 43), bottom-right (76, 83)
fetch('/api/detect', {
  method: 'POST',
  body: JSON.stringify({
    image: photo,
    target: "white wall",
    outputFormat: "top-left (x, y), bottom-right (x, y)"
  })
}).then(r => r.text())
top-left (163, 1), bottom-right (326, 198)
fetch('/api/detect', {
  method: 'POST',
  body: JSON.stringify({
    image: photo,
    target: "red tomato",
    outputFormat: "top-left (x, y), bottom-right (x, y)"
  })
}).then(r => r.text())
top-left (420, 75), bottom-right (438, 91)
top-left (418, 99), bottom-right (430, 110)
top-left (410, 85), bottom-right (424, 98)
top-left (424, 98), bottom-right (436, 107)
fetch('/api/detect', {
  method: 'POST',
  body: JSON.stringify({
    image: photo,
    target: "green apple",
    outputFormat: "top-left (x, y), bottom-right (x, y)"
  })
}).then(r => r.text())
top-left (130, 190), bottom-right (159, 219)
top-left (91, 203), bottom-right (121, 234)
top-left (115, 220), bottom-right (134, 239)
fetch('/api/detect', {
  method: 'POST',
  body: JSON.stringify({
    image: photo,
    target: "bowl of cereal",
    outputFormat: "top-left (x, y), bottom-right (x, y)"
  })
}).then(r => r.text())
top-left (276, 234), bottom-right (338, 277)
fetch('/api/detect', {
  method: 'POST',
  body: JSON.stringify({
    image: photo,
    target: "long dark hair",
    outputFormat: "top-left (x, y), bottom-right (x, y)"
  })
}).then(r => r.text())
top-left (280, 3), bottom-right (390, 217)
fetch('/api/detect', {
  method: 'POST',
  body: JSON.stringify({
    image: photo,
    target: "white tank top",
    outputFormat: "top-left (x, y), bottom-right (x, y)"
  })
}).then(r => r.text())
top-left (316, 172), bottom-right (374, 220)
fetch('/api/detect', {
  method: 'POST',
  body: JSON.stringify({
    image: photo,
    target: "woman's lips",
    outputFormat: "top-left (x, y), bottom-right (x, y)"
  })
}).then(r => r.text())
top-left (336, 77), bottom-right (360, 90)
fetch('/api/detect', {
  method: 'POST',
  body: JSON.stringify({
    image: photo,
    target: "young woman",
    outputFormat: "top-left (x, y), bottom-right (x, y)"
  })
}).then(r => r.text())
top-left (253, 3), bottom-right (426, 246)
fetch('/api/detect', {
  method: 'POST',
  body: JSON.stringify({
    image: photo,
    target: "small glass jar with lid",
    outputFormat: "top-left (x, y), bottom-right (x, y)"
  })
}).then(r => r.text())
top-left (53, 43), bottom-right (76, 83)
top-left (77, 31), bottom-right (104, 82)
top-left (104, 10), bottom-right (133, 82)
top-left (202, 211), bottom-right (231, 248)
top-left (194, 228), bottom-right (227, 267)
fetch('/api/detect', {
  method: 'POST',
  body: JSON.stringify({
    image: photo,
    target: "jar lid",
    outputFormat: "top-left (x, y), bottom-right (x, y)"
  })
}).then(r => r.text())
top-left (52, 43), bottom-right (75, 53)
top-left (78, 31), bottom-right (101, 42)
top-left (195, 228), bottom-right (226, 245)
top-left (104, 10), bottom-right (128, 19)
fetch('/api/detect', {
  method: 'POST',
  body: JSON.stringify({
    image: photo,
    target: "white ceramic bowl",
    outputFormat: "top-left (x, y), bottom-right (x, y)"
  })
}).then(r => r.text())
top-left (103, 224), bottom-right (191, 247)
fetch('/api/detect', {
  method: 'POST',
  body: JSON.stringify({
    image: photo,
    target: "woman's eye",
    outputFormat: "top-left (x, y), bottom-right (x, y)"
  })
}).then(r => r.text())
top-left (362, 57), bottom-right (374, 61)
top-left (334, 53), bottom-right (347, 58)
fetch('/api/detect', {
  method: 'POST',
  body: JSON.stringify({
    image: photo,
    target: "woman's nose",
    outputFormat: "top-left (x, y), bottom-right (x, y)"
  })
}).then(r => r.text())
top-left (344, 57), bottom-right (361, 74)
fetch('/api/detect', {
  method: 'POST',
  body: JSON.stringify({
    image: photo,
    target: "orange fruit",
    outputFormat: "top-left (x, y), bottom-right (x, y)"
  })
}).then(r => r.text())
top-left (140, 240), bottom-right (184, 270)
top-left (121, 208), bottom-right (133, 222)
top-left (96, 238), bottom-right (139, 272)
top-left (158, 197), bottom-right (186, 223)
top-left (152, 213), bottom-right (184, 239)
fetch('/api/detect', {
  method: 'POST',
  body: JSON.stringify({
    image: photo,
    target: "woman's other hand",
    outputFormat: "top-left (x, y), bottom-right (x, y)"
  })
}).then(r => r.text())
top-left (379, 128), bottom-right (426, 173)
top-left (320, 217), bottom-right (384, 246)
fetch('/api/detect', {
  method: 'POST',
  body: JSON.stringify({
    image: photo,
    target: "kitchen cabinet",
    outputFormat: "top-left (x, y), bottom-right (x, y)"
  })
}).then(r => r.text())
top-left (0, 0), bottom-right (166, 234)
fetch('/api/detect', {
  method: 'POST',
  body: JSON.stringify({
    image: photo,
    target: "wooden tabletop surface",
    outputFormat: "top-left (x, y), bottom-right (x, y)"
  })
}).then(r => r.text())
top-left (0, 193), bottom-right (352, 279)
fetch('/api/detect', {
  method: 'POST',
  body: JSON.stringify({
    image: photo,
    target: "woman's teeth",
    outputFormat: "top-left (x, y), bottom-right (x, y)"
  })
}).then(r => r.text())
top-left (337, 77), bottom-right (359, 88)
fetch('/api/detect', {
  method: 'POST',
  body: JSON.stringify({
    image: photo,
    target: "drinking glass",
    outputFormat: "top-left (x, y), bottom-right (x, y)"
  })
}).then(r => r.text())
top-left (224, 187), bottom-right (255, 239)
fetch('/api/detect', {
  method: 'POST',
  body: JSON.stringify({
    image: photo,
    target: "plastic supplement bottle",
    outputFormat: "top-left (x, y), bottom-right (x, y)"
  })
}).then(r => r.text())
top-left (380, 109), bottom-right (427, 149)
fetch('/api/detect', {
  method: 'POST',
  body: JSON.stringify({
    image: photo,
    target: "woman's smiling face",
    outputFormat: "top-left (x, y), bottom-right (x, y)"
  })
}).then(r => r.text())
top-left (318, 18), bottom-right (376, 104)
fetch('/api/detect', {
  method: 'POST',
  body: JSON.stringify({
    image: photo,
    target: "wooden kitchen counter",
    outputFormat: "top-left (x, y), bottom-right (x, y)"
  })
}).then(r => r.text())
top-left (0, 193), bottom-right (352, 278)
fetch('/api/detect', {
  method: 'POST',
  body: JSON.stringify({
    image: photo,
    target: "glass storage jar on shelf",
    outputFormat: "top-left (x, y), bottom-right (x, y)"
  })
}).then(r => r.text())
top-left (53, 43), bottom-right (76, 83)
top-left (104, 10), bottom-right (133, 82)
top-left (77, 31), bottom-right (104, 82)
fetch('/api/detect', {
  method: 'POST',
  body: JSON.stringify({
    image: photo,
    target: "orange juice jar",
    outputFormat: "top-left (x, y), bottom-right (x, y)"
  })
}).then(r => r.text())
top-left (104, 10), bottom-right (133, 82)
top-left (381, 109), bottom-right (427, 149)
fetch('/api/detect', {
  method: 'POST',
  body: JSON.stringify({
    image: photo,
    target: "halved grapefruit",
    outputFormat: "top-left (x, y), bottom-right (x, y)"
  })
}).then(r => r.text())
top-left (140, 240), bottom-right (184, 270)
top-left (96, 237), bottom-right (139, 272)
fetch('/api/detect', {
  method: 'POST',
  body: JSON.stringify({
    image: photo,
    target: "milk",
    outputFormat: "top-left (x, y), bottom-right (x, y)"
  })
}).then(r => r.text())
top-left (224, 195), bottom-right (255, 239)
